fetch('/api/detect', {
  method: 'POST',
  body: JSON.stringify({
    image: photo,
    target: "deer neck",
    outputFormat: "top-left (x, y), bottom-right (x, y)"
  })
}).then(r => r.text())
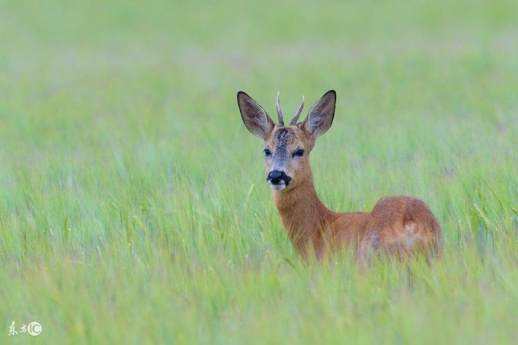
top-left (272, 172), bottom-right (335, 256)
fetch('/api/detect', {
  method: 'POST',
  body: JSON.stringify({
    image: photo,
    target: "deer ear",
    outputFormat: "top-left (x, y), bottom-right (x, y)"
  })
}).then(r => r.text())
top-left (303, 90), bottom-right (336, 138)
top-left (237, 91), bottom-right (274, 140)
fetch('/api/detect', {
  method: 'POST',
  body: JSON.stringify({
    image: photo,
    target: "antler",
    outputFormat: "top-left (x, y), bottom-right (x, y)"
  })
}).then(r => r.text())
top-left (275, 91), bottom-right (285, 126)
top-left (290, 95), bottom-right (305, 125)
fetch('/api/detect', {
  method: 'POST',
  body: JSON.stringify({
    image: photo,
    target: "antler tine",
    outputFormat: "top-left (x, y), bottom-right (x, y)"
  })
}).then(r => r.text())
top-left (275, 91), bottom-right (285, 126)
top-left (290, 95), bottom-right (305, 125)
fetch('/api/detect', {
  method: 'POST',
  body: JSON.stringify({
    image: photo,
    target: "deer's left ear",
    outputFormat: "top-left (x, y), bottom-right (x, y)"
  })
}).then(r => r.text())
top-left (303, 90), bottom-right (336, 138)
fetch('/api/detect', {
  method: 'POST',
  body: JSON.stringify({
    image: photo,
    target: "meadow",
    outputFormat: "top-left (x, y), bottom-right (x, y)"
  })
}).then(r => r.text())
top-left (0, 1), bottom-right (517, 344)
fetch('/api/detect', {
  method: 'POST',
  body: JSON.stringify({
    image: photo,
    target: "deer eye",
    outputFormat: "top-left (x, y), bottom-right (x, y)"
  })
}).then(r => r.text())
top-left (264, 148), bottom-right (272, 157)
top-left (292, 148), bottom-right (304, 158)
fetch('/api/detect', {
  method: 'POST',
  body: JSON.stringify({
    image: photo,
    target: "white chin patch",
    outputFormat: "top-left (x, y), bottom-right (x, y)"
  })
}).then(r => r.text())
top-left (269, 182), bottom-right (286, 191)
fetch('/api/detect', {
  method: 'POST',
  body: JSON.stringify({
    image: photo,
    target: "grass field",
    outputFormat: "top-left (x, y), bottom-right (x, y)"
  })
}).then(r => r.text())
top-left (1, 1), bottom-right (517, 344)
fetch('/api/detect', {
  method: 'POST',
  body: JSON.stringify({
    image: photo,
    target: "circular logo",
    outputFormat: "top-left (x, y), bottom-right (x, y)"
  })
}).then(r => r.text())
top-left (27, 322), bottom-right (42, 336)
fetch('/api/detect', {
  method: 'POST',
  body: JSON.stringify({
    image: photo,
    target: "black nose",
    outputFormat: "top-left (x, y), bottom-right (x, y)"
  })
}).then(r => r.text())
top-left (267, 170), bottom-right (291, 185)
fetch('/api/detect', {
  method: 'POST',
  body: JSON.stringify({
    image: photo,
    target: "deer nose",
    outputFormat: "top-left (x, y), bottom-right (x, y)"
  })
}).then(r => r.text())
top-left (267, 170), bottom-right (291, 186)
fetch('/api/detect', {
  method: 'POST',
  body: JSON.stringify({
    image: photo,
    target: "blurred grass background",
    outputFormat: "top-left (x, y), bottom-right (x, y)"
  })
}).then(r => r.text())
top-left (0, 0), bottom-right (517, 344)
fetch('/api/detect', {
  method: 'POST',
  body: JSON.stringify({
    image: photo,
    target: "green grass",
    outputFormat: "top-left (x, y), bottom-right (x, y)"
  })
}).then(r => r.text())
top-left (0, 0), bottom-right (517, 343)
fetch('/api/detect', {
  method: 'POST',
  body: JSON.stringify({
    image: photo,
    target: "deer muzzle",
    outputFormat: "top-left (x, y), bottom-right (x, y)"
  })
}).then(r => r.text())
top-left (267, 170), bottom-right (292, 190)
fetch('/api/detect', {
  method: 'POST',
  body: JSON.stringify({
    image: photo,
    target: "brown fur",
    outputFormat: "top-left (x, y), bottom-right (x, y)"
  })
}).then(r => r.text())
top-left (268, 125), bottom-right (442, 262)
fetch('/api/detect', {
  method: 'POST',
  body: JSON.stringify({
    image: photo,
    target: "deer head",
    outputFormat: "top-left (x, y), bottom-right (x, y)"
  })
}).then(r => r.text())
top-left (237, 90), bottom-right (336, 191)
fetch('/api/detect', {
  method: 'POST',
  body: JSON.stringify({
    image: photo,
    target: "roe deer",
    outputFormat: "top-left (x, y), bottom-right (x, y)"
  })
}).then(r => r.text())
top-left (237, 90), bottom-right (442, 262)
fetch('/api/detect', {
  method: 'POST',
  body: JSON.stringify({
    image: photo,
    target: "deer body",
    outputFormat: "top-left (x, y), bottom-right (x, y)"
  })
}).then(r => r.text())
top-left (237, 90), bottom-right (442, 262)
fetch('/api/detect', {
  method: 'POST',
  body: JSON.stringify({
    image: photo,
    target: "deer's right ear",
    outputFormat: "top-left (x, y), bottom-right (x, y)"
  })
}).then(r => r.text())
top-left (237, 91), bottom-right (274, 140)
